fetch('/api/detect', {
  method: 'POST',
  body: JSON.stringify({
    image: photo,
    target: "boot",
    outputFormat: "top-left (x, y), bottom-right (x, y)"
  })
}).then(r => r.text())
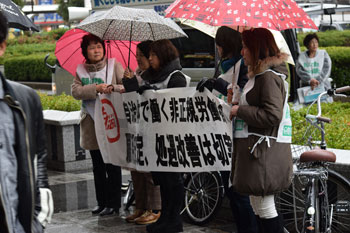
top-left (153, 176), bottom-right (184, 233)
top-left (260, 215), bottom-right (284, 233)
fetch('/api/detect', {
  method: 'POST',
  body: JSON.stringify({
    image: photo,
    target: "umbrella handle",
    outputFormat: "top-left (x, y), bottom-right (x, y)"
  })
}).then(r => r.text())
top-left (44, 54), bottom-right (56, 73)
top-left (128, 22), bottom-right (133, 69)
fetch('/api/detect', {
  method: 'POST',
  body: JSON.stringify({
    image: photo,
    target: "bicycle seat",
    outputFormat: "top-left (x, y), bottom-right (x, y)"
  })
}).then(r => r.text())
top-left (300, 148), bottom-right (336, 163)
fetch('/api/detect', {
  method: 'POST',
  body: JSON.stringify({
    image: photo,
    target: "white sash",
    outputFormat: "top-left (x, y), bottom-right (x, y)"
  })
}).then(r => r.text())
top-left (76, 58), bottom-right (115, 119)
top-left (234, 69), bottom-right (292, 153)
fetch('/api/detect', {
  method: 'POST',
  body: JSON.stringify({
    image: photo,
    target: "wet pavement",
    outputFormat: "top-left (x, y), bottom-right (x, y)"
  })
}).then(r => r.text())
top-left (46, 170), bottom-right (237, 233)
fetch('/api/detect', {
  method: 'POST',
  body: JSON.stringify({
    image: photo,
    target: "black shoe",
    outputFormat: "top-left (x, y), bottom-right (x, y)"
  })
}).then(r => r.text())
top-left (154, 222), bottom-right (183, 233)
top-left (99, 207), bottom-right (118, 216)
top-left (91, 206), bottom-right (105, 214)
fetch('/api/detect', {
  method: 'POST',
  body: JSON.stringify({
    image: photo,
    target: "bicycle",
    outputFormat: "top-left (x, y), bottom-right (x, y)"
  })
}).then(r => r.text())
top-left (123, 171), bottom-right (225, 225)
top-left (275, 86), bottom-right (350, 233)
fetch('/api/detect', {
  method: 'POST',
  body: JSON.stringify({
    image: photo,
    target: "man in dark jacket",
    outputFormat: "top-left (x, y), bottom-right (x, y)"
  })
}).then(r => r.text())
top-left (0, 11), bottom-right (52, 233)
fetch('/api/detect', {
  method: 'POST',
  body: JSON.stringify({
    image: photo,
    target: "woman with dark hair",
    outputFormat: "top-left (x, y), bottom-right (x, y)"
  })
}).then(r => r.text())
top-left (229, 28), bottom-right (293, 233)
top-left (197, 26), bottom-right (257, 233)
top-left (124, 39), bottom-right (190, 233)
top-left (71, 33), bottom-right (124, 216)
top-left (296, 33), bottom-right (332, 91)
top-left (123, 40), bottom-right (162, 225)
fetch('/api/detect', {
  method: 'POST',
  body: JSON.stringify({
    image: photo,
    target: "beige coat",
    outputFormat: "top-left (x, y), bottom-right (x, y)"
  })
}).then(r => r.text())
top-left (71, 58), bottom-right (124, 150)
top-left (231, 53), bottom-right (293, 196)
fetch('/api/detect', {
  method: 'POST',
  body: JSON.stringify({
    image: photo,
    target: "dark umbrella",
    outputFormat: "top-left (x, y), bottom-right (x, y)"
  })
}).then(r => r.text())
top-left (0, 0), bottom-right (39, 31)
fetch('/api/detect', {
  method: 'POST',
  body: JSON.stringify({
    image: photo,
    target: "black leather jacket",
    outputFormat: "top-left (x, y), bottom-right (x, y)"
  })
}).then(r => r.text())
top-left (0, 72), bottom-right (49, 233)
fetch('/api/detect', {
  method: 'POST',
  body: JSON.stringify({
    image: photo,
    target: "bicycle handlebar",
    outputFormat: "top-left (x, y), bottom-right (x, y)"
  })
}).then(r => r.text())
top-left (335, 86), bottom-right (350, 94)
top-left (306, 114), bottom-right (332, 123)
top-left (317, 116), bottom-right (332, 123)
top-left (307, 85), bottom-right (349, 121)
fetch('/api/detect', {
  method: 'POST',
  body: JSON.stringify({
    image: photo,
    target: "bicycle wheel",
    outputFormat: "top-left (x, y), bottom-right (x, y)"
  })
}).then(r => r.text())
top-left (276, 169), bottom-right (350, 233)
top-left (182, 171), bottom-right (224, 225)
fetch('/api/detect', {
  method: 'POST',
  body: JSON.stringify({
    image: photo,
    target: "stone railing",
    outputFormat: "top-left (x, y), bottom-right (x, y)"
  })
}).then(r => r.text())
top-left (43, 110), bottom-right (92, 172)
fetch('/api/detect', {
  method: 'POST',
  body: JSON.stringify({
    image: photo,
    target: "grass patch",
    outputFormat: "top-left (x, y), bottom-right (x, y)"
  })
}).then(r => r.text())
top-left (291, 101), bottom-right (350, 150)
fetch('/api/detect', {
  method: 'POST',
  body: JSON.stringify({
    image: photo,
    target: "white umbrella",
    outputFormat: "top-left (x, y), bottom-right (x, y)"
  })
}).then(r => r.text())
top-left (180, 19), bottom-right (295, 65)
top-left (77, 6), bottom-right (187, 41)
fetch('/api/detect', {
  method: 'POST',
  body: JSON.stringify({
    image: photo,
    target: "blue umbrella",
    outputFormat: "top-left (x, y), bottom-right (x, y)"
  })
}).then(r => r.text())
top-left (0, 0), bottom-right (39, 31)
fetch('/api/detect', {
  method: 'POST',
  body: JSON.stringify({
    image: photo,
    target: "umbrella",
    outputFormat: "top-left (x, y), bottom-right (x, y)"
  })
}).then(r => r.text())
top-left (180, 19), bottom-right (295, 65)
top-left (165, 0), bottom-right (317, 31)
top-left (0, 0), bottom-right (39, 31)
top-left (55, 28), bottom-right (138, 77)
top-left (77, 5), bottom-right (187, 41)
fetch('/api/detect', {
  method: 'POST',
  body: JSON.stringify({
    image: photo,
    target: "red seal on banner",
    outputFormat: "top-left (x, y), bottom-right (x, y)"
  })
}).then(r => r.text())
top-left (101, 98), bottom-right (120, 143)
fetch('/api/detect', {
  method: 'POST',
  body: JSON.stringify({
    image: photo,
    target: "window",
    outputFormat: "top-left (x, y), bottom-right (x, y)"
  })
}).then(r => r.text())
top-left (171, 29), bottom-right (215, 68)
top-left (340, 23), bottom-right (350, 30)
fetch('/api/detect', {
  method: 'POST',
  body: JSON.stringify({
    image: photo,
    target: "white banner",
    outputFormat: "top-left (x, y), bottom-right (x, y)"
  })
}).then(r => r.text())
top-left (94, 87), bottom-right (233, 172)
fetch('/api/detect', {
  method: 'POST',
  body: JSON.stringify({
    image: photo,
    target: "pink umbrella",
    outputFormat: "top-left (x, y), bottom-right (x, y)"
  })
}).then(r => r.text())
top-left (165, 0), bottom-right (317, 31)
top-left (55, 28), bottom-right (138, 77)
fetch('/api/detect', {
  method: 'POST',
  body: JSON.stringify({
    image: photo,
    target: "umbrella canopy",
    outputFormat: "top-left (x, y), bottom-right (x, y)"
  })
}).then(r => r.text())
top-left (77, 5), bottom-right (188, 41)
top-left (180, 19), bottom-right (294, 65)
top-left (0, 0), bottom-right (39, 31)
top-left (55, 28), bottom-right (138, 77)
top-left (165, 0), bottom-right (317, 31)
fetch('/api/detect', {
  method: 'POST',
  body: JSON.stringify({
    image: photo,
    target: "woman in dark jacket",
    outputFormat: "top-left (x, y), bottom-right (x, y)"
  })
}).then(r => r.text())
top-left (230, 28), bottom-right (293, 233)
top-left (197, 26), bottom-right (257, 233)
top-left (123, 40), bottom-right (162, 225)
top-left (124, 39), bottom-right (188, 233)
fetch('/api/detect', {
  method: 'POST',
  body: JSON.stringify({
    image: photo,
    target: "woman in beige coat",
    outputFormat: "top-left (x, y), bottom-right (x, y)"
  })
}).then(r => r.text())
top-left (71, 34), bottom-right (124, 216)
top-left (229, 28), bottom-right (293, 233)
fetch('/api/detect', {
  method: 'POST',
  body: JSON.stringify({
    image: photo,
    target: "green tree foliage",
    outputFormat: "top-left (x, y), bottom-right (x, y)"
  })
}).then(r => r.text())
top-left (12, 0), bottom-right (24, 7)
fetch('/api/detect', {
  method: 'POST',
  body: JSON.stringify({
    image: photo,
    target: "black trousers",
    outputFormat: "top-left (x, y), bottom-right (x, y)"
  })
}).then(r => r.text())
top-left (220, 171), bottom-right (258, 233)
top-left (152, 171), bottom-right (184, 219)
top-left (90, 150), bottom-right (121, 208)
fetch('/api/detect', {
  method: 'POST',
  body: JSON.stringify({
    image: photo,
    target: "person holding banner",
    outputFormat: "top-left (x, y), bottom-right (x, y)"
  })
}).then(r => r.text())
top-left (197, 26), bottom-right (257, 233)
top-left (229, 28), bottom-right (293, 233)
top-left (71, 34), bottom-right (124, 216)
top-left (124, 39), bottom-right (189, 233)
top-left (123, 40), bottom-right (162, 225)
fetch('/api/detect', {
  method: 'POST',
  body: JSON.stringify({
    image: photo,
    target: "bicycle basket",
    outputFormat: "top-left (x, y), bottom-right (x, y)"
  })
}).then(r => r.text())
top-left (291, 116), bottom-right (322, 158)
top-left (291, 113), bottom-right (321, 159)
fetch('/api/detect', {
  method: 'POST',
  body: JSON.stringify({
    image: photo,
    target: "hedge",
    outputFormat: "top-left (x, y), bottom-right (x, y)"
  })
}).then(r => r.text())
top-left (38, 92), bottom-right (81, 112)
top-left (297, 30), bottom-right (350, 47)
top-left (0, 43), bottom-right (55, 65)
top-left (4, 54), bottom-right (56, 82)
top-left (325, 47), bottom-right (350, 88)
top-left (6, 28), bottom-right (69, 46)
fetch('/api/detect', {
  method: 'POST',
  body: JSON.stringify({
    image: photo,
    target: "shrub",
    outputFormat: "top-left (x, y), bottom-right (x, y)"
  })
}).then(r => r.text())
top-left (6, 28), bottom-right (68, 46)
top-left (0, 43), bottom-right (55, 65)
top-left (38, 92), bottom-right (81, 112)
top-left (291, 101), bottom-right (350, 150)
top-left (297, 30), bottom-right (350, 47)
top-left (326, 47), bottom-right (350, 88)
top-left (4, 54), bottom-right (56, 82)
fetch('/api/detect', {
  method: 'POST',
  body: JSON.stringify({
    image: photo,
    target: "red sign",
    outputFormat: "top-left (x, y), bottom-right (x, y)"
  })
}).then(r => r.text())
top-left (101, 98), bottom-right (120, 143)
